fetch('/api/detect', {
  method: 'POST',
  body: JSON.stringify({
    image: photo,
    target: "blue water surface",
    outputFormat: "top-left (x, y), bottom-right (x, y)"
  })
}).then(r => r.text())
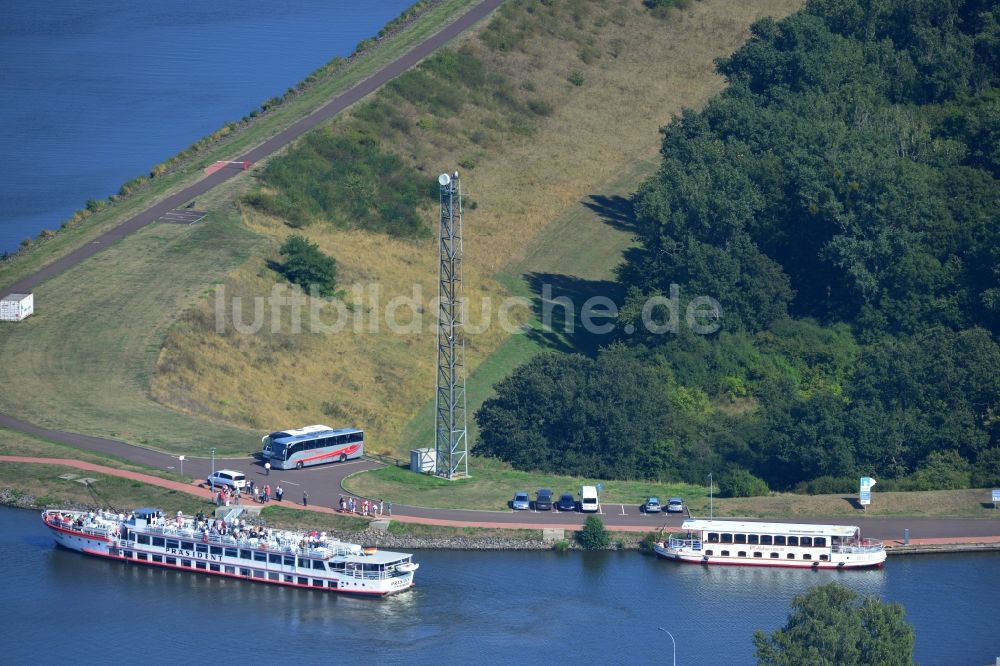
top-left (3, 507), bottom-right (999, 665)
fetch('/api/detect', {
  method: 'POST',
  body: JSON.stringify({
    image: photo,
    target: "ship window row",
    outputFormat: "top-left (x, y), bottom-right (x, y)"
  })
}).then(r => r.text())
top-left (705, 533), bottom-right (826, 547)
top-left (127, 545), bottom-right (328, 572)
top-left (705, 550), bottom-right (830, 561)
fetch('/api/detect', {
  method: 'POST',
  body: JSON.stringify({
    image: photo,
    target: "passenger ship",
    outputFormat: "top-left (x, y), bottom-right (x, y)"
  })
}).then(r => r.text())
top-left (653, 518), bottom-right (886, 569)
top-left (42, 507), bottom-right (418, 596)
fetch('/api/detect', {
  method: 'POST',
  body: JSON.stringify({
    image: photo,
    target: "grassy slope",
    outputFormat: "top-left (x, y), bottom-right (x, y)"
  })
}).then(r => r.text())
top-left (0, 206), bottom-right (260, 454)
top-left (0, 0), bottom-right (480, 291)
top-left (153, 0), bottom-right (804, 458)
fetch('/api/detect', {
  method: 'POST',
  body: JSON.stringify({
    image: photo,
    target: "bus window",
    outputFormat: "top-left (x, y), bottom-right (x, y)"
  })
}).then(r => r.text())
top-left (349, 432), bottom-right (363, 443)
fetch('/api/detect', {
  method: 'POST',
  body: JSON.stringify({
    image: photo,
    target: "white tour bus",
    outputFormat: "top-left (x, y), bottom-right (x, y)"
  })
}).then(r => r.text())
top-left (580, 485), bottom-right (600, 513)
top-left (262, 425), bottom-right (364, 470)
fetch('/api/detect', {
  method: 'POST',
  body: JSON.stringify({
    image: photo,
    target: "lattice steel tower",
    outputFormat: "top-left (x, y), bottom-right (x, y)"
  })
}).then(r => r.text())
top-left (434, 171), bottom-right (468, 479)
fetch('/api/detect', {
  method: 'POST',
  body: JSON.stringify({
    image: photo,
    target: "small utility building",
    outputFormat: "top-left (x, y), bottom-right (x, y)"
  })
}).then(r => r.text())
top-left (0, 293), bottom-right (34, 322)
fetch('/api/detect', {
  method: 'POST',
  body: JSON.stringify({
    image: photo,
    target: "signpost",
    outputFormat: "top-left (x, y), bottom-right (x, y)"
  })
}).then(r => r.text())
top-left (859, 476), bottom-right (876, 510)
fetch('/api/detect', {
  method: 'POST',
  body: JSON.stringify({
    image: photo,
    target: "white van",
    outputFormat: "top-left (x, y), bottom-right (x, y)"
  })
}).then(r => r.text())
top-left (580, 485), bottom-right (600, 513)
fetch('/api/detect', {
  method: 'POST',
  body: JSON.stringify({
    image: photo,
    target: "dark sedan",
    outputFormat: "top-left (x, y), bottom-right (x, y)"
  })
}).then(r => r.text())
top-left (534, 488), bottom-right (553, 511)
top-left (555, 493), bottom-right (577, 512)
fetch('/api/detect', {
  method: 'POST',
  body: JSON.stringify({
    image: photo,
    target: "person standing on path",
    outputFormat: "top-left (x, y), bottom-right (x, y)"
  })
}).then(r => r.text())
top-left (275, 485), bottom-right (283, 502)
top-left (264, 461), bottom-right (271, 476)
top-left (387, 501), bottom-right (392, 516)
top-left (303, 491), bottom-right (308, 507)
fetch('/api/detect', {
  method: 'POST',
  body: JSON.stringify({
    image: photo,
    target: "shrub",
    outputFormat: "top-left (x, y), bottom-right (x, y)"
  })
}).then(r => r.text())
top-left (577, 515), bottom-right (610, 550)
top-left (527, 98), bottom-right (554, 116)
top-left (639, 531), bottom-right (661, 552)
top-left (909, 450), bottom-right (972, 490)
top-left (277, 234), bottom-right (337, 296)
top-left (568, 71), bottom-right (585, 86)
top-left (720, 469), bottom-right (770, 497)
top-left (794, 475), bottom-right (857, 495)
top-left (972, 447), bottom-right (1000, 487)
top-left (552, 539), bottom-right (570, 552)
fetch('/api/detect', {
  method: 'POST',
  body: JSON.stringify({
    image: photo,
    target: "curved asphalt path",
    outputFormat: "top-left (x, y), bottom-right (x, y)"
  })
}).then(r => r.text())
top-left (1, 0), bottom-right (999, 542)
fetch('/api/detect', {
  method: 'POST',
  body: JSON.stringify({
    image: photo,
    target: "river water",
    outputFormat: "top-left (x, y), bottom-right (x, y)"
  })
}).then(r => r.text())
top-left (0, 0), bottom-right (412, 253)
top-left (3, 507), bottom-right (998, 665)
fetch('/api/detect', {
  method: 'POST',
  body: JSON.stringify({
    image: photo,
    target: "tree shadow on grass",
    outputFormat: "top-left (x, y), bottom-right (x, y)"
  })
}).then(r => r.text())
top-left (582, 194), bottom-right (638, 233)
top-left (522, 272), bottom-right (625, 357)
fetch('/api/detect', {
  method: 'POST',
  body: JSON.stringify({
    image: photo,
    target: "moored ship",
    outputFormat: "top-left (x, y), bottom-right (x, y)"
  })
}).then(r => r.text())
top-left (654, 518), bottom-right (886, 569)
top-left (42, 507), bottom-right (418, 595)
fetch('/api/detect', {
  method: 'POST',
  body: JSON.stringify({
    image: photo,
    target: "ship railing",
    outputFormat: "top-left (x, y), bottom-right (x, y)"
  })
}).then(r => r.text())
top-left (833, 538), bottom-right (884, 554)
top-left (667, 537), bottom-right (703, 551)
top-left (343, 569), bottom-right (386, 580)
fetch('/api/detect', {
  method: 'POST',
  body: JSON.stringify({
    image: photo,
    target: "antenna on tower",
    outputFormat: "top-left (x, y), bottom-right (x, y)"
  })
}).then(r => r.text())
top-left (434, 170), bottom-right (468, 480)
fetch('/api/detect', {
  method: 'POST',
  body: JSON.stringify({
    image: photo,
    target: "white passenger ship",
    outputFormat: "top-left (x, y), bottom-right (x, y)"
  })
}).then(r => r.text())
top-left (653, 518), bottom-right (886, 569)
top-left (42, 507), bottom-right (418, 595)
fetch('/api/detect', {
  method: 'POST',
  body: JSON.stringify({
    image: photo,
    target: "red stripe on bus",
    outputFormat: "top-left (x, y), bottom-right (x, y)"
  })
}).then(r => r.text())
top-left (302, 443), bottom-right (361, 464)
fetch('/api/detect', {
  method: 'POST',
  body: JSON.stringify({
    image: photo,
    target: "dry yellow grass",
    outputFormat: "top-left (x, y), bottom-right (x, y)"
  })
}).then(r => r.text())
top-left (153, 0), bottom-right (802, 456)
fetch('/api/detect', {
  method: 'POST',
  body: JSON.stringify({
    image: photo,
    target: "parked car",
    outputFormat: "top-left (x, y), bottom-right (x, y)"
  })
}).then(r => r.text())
top-left (640, 497), bottom-right (662, 513)
top-left (206, 469), bottom-right (246, 490)
top-left (511, 491), bottom-right (531, 511)
top-left (534, 488), bottom-right (553, 511)
top-left (667, 497), bottom-right (685, 513)
top-left (555, 493), bottom-right (577, 512)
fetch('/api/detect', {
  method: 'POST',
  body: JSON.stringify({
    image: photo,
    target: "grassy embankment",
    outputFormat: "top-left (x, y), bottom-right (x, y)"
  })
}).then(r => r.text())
top-left (0, 0), bottom-right (483, 455)
top-left (153, 0), bottom-right (803, 459)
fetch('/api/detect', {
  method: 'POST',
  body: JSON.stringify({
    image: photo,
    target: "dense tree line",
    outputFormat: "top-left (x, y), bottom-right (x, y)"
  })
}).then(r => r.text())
top-left (476, 0), bottom-right (1000, 491)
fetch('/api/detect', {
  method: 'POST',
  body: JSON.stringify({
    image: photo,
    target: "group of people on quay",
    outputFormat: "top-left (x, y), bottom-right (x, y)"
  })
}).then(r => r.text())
top-left (213, 481), bottom-right (284, 507)
top-left (337, 495), bottom-right (389, 517)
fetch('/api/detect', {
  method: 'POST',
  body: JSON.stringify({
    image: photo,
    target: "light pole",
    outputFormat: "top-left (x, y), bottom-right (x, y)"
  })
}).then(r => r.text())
top-left (708, 472), bottom-right (713, 520)
top-left (210, 448), bottom-right (217, 490)
top-left (658, 627), bottom-right (677, 666)
top-left (178, 455), bottom-right (185, 480)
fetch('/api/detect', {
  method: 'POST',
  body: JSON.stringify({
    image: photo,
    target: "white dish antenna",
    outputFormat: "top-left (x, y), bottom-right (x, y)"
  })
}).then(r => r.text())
top-left (438, 173), bottom-right (451, 186)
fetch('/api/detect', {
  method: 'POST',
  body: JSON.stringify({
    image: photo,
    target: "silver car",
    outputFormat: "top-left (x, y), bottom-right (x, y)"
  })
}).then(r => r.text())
top-left (511, 491), bottom-right (530, 510)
